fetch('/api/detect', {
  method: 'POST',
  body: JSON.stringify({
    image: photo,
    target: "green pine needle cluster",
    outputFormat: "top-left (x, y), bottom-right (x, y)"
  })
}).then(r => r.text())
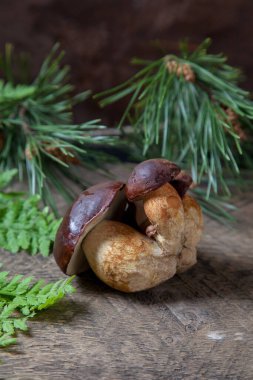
top-left (0, 169), bottom-right (61, 256)
top-left (95, 38), bottom-right (253, 199)
top-left (0, 268), bottom-right (75, 347)
top-left (0, 44), bottom-right (117, 209)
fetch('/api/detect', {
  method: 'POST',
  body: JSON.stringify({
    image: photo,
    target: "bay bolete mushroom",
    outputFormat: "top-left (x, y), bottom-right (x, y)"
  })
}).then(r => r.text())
top-left (53, 181), bottom-right (126, 275)
top-left (53, 159), bottom-right (203, 292)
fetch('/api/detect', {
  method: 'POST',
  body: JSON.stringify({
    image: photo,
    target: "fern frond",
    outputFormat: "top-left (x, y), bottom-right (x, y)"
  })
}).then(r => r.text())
top-left (0, 269), bottom-right (75, 347)
top-left (0, 170), bottom-right (61, 256)
top-left (0, 168), bottom-right (17, 189)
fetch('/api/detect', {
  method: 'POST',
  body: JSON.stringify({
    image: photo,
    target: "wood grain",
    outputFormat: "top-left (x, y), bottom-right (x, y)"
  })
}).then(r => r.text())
top-left (0, 164), bottom-right (252, 380)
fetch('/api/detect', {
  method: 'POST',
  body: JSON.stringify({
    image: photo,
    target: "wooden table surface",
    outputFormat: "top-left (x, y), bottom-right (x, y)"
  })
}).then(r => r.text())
top-left (0, 164), bottom-right (252, 380)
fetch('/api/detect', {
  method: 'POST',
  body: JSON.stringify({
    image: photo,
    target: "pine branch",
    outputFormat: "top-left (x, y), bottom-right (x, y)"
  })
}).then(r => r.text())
top-left (95, 38), bottom-right (253, 200)
top-left (191, 187), bottom-right (237, 223)
top-left (0, 44), bottom-right (118, 208)
top-left (0, 268), bottom-right (75, 347)
top-left (0, 170), bottom-right (61, 256)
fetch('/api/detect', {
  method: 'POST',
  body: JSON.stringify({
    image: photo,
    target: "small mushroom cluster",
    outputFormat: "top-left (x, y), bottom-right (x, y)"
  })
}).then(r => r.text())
top-left (53, 159), bottom-right (203, 292)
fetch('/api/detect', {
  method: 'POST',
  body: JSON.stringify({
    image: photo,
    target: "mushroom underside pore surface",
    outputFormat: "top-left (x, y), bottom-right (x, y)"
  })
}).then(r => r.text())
top-left (53, 181), bottom-right (126, 276)
top-left (66, 187), bottom-right (126, 275)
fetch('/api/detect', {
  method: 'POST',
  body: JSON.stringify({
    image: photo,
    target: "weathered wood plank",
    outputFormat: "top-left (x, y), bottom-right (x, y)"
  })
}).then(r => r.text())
top-left (0, 164), bottom-right (252, 379)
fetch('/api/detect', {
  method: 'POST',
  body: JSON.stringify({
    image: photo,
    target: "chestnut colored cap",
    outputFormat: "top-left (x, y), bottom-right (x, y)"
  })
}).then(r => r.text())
top-left (53, 181), bottom-right (126, 275)
top-left (126, 159), bottom-right (181, 201)
top-left (171, 171), bottom-right (193, 198)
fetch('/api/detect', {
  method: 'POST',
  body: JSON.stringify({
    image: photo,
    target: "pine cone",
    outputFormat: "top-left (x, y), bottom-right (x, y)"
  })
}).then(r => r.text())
top-left (233, 123), bottom-right (247, 141)
top-left (25, 145), bottom-right (34, 160)
top-left (44, 146), bottom-right (80, 165)
top-left (166, 60), bottom-right (178, 73)
top-left (225, 108), bottom-right (238, 123)
top-left (182, 63), bottom-right (195, 82)
top-left (225, 107), bottom-right (247, 141)
top-left (166, 60), bottom-right (195, 82)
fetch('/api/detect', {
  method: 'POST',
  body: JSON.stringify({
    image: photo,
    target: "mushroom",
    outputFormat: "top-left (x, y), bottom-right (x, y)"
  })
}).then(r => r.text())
top-left (53, 159), bottom-right (203, 292)
top-left (53, 181), bottom-right (126, 275)
top-left (125, 159), bottom-right (193, 236)
top-left (83, 182), bottom-right (185, 292)
top-left (126, 159), bottom-right (182, 233)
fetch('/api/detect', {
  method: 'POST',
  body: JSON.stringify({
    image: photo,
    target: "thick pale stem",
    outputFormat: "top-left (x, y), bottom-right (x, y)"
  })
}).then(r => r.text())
top-left (177, 194), bottom-right (203, 273)
top-left (143, 183), bottom-right (185, 255)
top-left (82, 220), bottom-right (177, 292)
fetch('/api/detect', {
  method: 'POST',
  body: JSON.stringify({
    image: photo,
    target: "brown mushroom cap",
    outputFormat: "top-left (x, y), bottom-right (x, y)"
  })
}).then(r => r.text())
top-left (53, 181), bottom-right (126, 275)
top-left (170, 171), bottom-right (193, 198)
top-left (126, 159), bottom-right (181, 201)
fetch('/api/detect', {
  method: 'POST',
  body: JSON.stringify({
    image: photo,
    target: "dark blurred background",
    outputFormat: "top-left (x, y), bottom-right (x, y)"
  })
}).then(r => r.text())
top-left (0, 0), bottom-right (252, 125)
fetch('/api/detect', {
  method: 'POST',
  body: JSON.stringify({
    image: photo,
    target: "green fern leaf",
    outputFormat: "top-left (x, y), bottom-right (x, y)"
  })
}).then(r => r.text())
top-left (13, 318), bottom-right (28, 331)
top-left (0, 334), bottom-right (17, 347)
top-left (0, 268), bottom-right (75, 347)
top-left (1, 320), bottom-right (15, 335)
top-left (0, 169), bottom-right (18, 190)
top-left (0, 171), bottom-right (61, 256)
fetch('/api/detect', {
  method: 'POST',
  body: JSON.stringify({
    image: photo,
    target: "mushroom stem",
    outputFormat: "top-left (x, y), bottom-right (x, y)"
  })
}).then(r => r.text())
top-left (142, 183), bottom-right (184, 255)
top-left (177, 194), bottom-right (203, 273)
top-left (82, 220), bottom-right (177, 292)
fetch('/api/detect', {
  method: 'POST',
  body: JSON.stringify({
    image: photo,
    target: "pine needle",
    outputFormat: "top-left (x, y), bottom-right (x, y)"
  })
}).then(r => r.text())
top-left (0, 44), bottom-right (118, 208)
top-left (95, 38), bottom-right (253, 200)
